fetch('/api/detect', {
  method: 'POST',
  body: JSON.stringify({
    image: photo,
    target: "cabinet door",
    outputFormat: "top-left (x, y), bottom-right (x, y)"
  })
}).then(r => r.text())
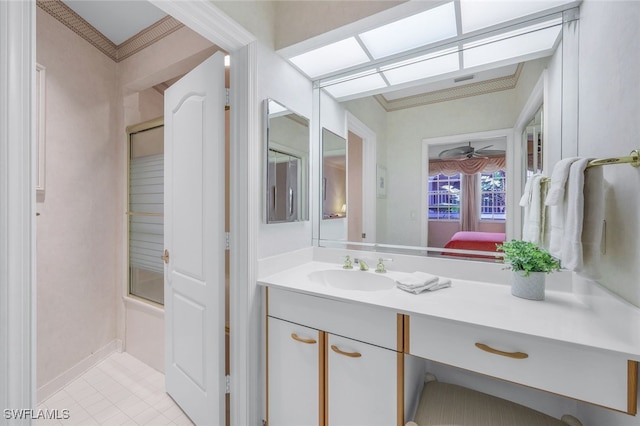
top-left (268, 317), bottom-right (322, 426)
top-left (327, 334), bottom-right (397, 426)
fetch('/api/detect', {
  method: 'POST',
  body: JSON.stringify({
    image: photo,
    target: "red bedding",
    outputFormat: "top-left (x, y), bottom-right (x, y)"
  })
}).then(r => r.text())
top-left (443, 231), bottom-right (505, 258)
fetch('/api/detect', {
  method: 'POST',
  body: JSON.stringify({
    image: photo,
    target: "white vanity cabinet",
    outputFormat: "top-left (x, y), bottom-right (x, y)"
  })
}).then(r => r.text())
top-left (268, 317), bottom-right (321, 426)
top-left (407, 314), bottom-right (639, 414)
top-left (266, 287), bottom-right (404, 426)
top-left (326, 334), bottom-right (397, 426)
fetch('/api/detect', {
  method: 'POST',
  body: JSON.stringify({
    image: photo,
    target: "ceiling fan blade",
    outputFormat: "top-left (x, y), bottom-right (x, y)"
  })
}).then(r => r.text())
top-left (439, 145), bottom-right (473, 159)
top-left (475, 149), bottom-right (505, 156)
top-left (477, 144), bottom-right (493, 151)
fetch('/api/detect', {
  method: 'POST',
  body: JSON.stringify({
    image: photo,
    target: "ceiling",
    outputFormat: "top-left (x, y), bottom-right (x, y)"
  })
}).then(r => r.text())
top-left (278, 1), bottom-right (580, 104)
top-left (62, 0), bottom-right (166, 45)
top-left (54, 1), bottom-right (575, 107)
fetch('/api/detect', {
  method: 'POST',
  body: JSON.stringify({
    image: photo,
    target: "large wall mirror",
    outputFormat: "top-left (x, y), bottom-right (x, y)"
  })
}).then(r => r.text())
top-left (314, 3), bottom-right (579, 259)
top-left (265, 99), bottom-right (310, 223)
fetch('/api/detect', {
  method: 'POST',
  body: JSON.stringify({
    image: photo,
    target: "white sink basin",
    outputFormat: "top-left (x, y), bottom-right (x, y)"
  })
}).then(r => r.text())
top-left (308, 269), bottom-right (396, 291)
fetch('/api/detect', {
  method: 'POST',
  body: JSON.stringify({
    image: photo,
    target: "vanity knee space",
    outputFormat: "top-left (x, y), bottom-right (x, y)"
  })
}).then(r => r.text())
top-left (405, 314), bottom-right (638, 415)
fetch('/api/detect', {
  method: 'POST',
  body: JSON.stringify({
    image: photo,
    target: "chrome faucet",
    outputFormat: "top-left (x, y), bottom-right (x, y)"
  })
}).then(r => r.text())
top-left (375, 257), bottom-right (393, 273)
top-left (342, 255), bottom-right (353, 269)
top-left (354, 258), bottom-right (369, 271)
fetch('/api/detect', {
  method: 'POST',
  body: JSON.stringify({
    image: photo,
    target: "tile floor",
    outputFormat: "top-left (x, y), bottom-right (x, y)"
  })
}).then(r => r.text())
top-left (38, 352), bottom-right (194, 426)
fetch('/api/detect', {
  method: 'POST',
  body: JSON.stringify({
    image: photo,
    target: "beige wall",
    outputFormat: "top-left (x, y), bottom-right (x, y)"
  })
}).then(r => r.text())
top-left (577, 1), bottom-right (640, 308)
top-left (35, 6), bottom-right (218, 389)
top-left (36, 8), bottom-right (120, 388)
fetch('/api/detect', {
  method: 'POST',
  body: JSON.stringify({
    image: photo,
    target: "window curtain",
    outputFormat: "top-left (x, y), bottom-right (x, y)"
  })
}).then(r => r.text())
top-left (428, 156), bottom-right (506, 231)
top-left (428, 156), bottom-right (506, 176)
top-left (460, 173), bottom-right (479, 231)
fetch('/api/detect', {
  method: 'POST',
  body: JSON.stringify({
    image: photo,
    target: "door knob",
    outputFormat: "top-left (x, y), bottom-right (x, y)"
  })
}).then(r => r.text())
top-left (161, 249), bottom-right (170, 264)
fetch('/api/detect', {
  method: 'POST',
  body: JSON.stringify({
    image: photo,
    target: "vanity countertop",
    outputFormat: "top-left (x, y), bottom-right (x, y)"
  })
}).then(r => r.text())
top-left (258, 261), bottom-right (640, 360)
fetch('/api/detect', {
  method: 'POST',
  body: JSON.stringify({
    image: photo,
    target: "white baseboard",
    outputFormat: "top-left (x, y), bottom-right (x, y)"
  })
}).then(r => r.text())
top-left (37, 339), bottom-right (123, 403)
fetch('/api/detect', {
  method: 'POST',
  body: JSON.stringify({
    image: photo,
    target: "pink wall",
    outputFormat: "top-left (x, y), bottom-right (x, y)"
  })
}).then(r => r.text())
top-left (36, 8), bottom-right (120, 388)
top-left (347, 132), bottom-right (363, 241)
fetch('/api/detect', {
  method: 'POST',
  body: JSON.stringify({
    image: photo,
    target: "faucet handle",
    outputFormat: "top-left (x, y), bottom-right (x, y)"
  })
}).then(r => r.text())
top-left (342, 255), bottom-right (353, 269)
top-left (375, 257), bottom-right (393, 273)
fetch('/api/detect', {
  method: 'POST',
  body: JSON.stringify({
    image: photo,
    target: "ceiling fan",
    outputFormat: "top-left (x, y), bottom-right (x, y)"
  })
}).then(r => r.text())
top-left (438, 142), bottom-right (505, 160)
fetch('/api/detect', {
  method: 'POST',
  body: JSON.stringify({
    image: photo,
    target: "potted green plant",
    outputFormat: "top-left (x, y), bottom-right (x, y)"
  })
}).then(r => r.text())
top-left (497, 240), bottom-right (561, 300)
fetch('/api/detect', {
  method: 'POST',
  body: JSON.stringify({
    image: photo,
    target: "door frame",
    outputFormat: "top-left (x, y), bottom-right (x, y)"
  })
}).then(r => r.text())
top-left (346, 112), bottom-right (377, 243)
top-left (1, 1), bottom-right (261, 425)
top-left (421, 128), bottom-right (514, 247)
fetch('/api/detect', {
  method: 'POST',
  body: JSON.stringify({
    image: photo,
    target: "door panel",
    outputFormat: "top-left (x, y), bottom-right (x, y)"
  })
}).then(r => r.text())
top-left (164, 52), bottom-right (226, 426)
top-left (327, 334), bottom-right (397, 426)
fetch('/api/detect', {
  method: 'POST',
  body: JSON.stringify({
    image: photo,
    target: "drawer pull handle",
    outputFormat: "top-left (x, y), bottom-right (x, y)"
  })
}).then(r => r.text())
top-left (331, 345), bottom-right (362, 358)
top-left (475, 342), bottom-right (528, 359)
top-left (291, 333), bottom-right (316, 344)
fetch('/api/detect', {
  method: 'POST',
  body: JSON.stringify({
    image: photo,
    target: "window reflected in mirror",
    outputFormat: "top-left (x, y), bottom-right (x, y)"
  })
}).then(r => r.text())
top-left (427, 138), bottom-right (507, 257)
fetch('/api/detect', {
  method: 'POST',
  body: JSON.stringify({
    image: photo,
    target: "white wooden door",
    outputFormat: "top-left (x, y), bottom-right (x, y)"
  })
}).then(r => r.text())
top-left (164, 52), bottom-right (226, 426)
top-left (327, 334), bottom-right (397, 426)
top-left (268, 317), bottom-right (321, 426)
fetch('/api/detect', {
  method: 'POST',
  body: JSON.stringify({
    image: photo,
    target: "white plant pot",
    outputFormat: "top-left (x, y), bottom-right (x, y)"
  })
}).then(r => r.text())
top-left (511, 271), bottom-right (546, 300)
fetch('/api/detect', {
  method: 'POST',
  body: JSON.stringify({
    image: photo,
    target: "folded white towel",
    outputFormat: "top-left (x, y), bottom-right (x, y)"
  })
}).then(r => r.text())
top-left (397, 279), bottom-right (452, 294)
top-left (545, 157), bottom-right (580, 206)
top-left (396, 272), bottom-right (452, 294)
top-left (395, 271), bottom-right (439, 288)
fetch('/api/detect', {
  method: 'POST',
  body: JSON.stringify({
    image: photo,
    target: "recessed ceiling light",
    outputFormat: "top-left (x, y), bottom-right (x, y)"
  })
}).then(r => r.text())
top-left (289, 37), bottom-right (370, 79)
top-left (463, 21), bottom-right (561, 68)
top-left (460, 0), bottom-right (572, 33)
top-left (358, 2), bottom-right (458, 59)
top-left (381, 48), bottom-right (460, 86)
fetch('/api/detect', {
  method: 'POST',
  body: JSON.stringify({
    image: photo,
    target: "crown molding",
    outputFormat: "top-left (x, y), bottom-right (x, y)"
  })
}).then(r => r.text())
top-left (36, 0), bottom-right (183, 63)
top-left (375, 63), bottom-right (524, 112)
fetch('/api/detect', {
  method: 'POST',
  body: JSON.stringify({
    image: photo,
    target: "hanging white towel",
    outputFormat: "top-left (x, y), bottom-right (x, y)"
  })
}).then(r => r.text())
top-left (578, 166), bottom-right (604, 278)
top-left (545, 157), bottom-right (580, 206)
top-left (560, 158), bottom-right (590, 271)
top-left (520, 174), bottom-right (546, 245)
top-left (546, 158), bottom-right (580, 257)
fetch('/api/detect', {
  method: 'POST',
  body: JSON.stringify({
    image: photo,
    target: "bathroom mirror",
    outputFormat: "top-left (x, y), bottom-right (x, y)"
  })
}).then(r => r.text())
top-left (320, 128), bottom-right (348, 240)
top-left (524, 105), bottom-right (544, 176)
top-left (315, 7), bottom-right (578, 259)
top-left (265, 99), bottom-right (310, 223)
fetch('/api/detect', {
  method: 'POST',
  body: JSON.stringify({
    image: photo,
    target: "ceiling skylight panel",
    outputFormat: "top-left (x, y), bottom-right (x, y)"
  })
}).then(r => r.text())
top-left (463, 23), bottom-right (562, 68)
top-left (358, 2), bottom-right (458, 59)
top-left (381, 48), bottom-right (460, 85)
top-left (460, 0), bottom-right (572, 33)
top-left (322, 72), bottom-right (388, 99)
top-left (289, 37), bottom-right (370, 79)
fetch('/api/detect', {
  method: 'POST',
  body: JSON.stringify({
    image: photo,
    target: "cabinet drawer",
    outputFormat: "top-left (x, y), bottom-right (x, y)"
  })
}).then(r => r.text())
top-left (409, 315), bottom-right (633, 412)
top-left (268, 287), bottom-right (398, 351)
